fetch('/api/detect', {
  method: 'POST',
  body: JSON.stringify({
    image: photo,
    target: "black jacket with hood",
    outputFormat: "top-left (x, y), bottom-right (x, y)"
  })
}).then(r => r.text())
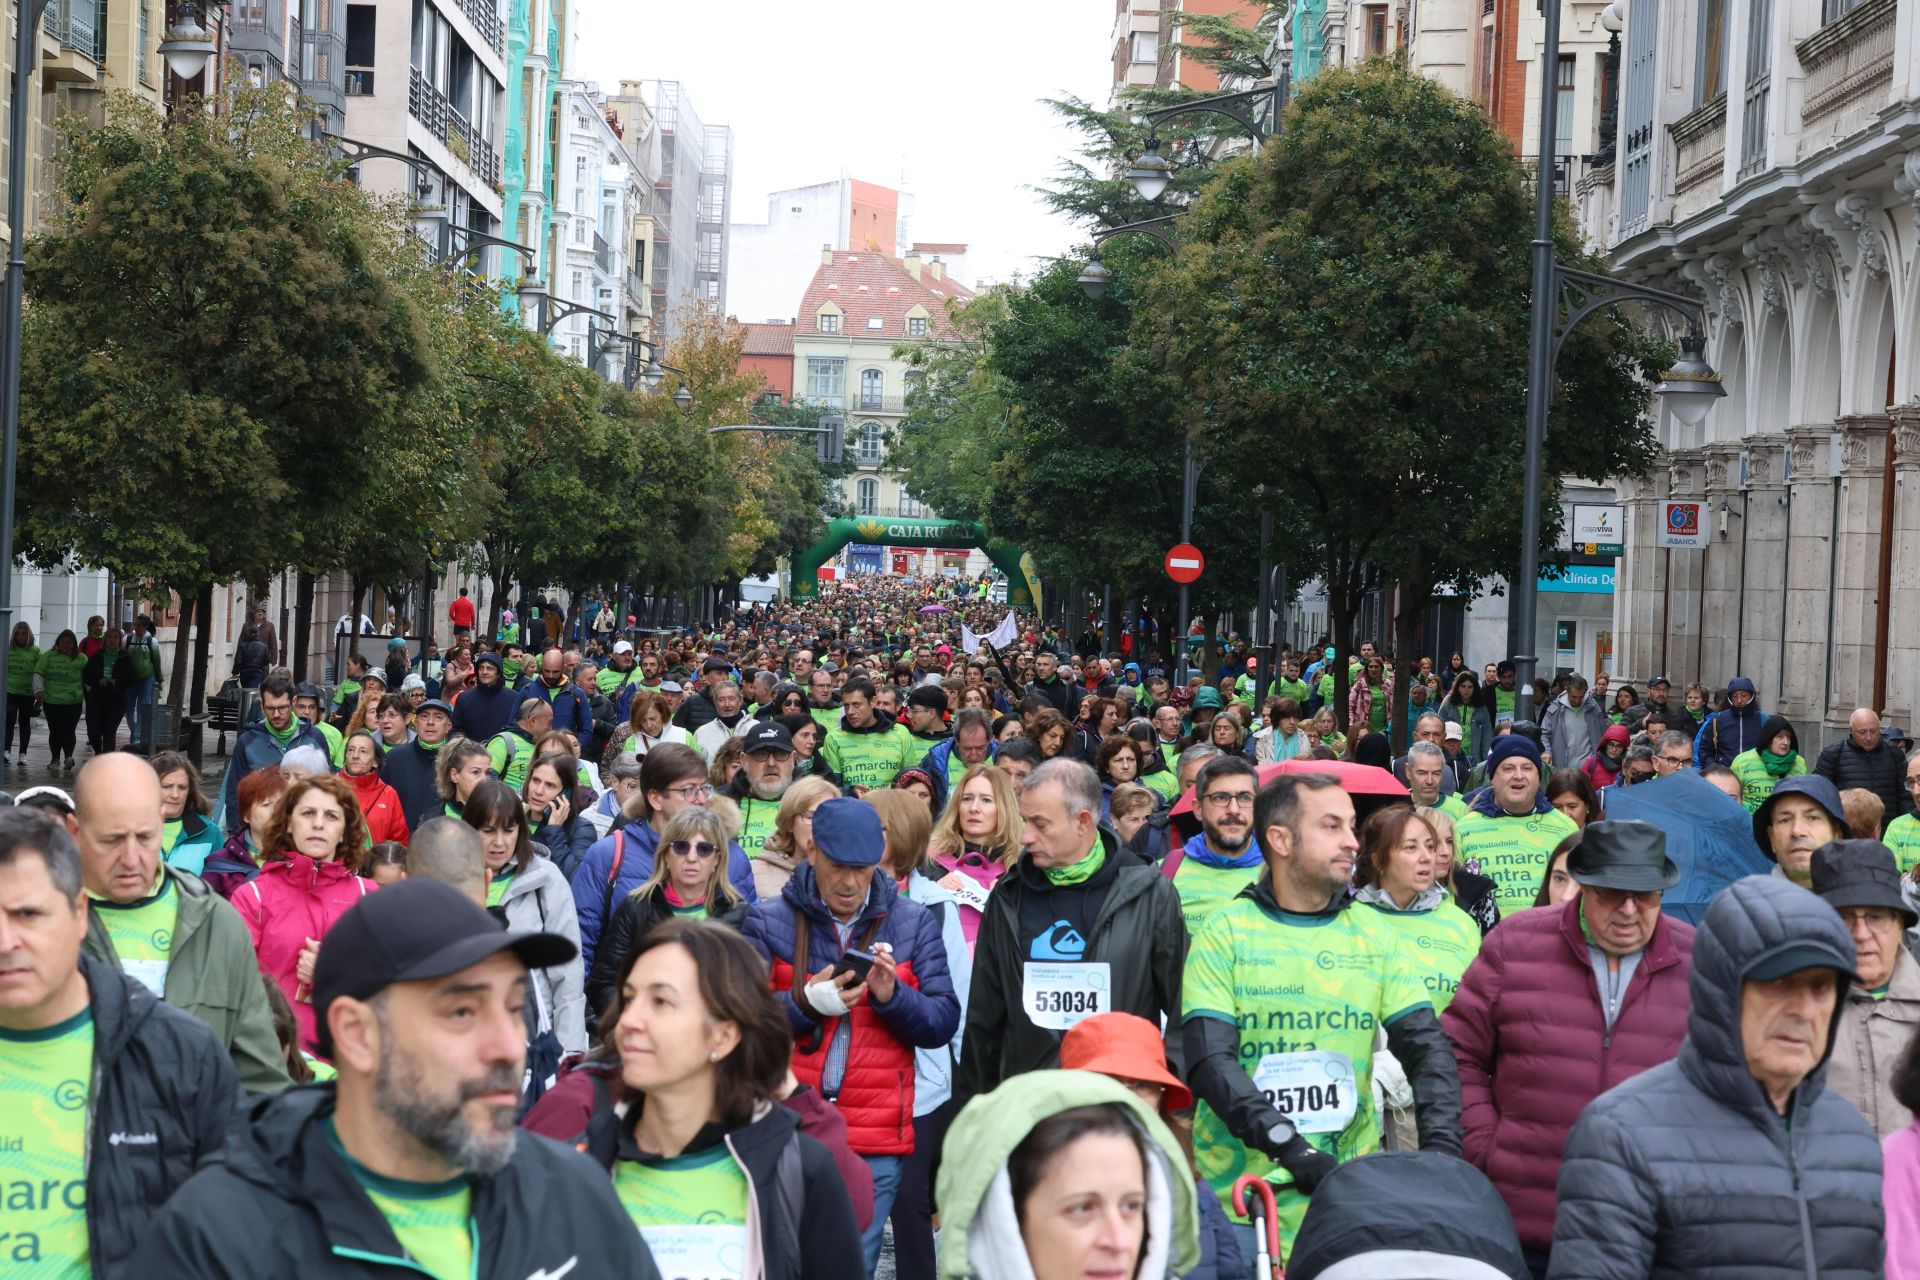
top-left (65, 953), bottom-right (242, 1277)
top-left (954, 829), bottom-right (1187, 1103)
top-left (449, 652), bottom-right (519, 743)
top-left (1548, 875), bottom-right (1884, 1280)
top-left (152, 1084), bottom-right (660, 1278)
top-left (572, 1078), bottom-right (864, 1280)
top-left (1288, 1149), bottom-right (1528, 1280)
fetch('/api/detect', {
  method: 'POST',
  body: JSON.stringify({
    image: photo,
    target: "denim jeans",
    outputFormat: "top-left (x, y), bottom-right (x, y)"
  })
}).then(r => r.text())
top-left (860, 1153), bottom-right (904, 1277)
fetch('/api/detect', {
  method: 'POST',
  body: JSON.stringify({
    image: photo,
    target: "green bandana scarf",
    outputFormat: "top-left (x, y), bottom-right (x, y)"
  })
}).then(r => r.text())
top-left (1043, 841), bottom-right (1105, 887)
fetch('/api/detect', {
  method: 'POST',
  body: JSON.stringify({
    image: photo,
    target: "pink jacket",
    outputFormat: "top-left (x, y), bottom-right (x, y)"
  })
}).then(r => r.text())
top-left (232, 852), bottom-right (375, 1053)
top-left (1889, 1121), bottom-right (1920, 1280)
top-left (931, 848), bottom-right (1007, 947)
top-left (1440, 895), bottom-right (1694, 1249)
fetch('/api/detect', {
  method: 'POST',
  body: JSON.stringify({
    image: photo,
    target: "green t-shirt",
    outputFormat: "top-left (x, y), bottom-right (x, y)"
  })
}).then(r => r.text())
top-left (0, 1008), bottom-right (93, 1277)
top-left (90, 876), bottom-right (179, 1000)
top-left (820, 721), bottom-right (918, 792)
top-left (332, 677), bottom-right (363, 714)
top-left (1454, 807), bottom-right (1580, 918)
top-left (1171, 855), bottom-right (1263, 938)
top-left (1886, 813), bottom-right (1920, 876)
top-left (1270, 676), bottom-right (1310, 707)
top-left (809, 705), bottom-right (840, 734)
top-left (1359, 899), bottom-right (1482, 1013)
top-left (485, 868), bottom-right (515, 908)
top-left (487, 731), bottom-right (535, 791)
top-left (612, 1146), bottom-right (749, 1277)
top-left (1494, 688), bottom-right (1516, 719)
top-left (1184, 898), bottom-right (1430, 1252)
top-left (317, 721), bottom-right (346, 770)
top-left (328, 1121), bottom-right (474, 1280)
top-left (1436, 793), bottom-right (1470, 823)
top-left (161, 819), bottom-right (184, 857)
top-left (738, 795), bottom-right (780, 860)
top-left (596, 666), bottom-right (642, 698)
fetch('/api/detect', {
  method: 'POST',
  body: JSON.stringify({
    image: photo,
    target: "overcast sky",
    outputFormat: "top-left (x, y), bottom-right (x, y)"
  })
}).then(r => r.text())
top-left (571, 0), bottom-right (1115, 285)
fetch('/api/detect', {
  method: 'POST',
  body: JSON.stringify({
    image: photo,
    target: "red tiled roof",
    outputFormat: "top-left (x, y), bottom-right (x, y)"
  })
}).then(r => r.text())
top-left (796, 251), bottom-right (976, 341)
top-left (740, 322), bottom-right (794, 356)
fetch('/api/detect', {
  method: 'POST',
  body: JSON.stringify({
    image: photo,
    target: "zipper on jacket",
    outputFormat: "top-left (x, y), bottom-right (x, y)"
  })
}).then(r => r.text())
top-left (1788, 1132), bottom-right (1816, 1280)
top-left (329, 1218), bottom-right (479, 1278)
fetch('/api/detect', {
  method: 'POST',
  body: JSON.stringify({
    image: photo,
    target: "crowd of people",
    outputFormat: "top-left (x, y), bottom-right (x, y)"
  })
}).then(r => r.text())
top-left (4, 571), bottom-right (1919, 1280)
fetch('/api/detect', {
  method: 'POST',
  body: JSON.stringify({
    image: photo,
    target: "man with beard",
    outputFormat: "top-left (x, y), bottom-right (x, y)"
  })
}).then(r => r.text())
top-left (1161, 755), bottom-right (1267, 936)
top-left (153, 878), bottom-right (657, 1277)
top-left (726, 723), bottom-right (795, 859)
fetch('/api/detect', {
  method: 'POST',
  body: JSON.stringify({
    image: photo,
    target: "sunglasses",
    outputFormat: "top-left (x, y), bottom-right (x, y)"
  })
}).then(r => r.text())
top-left (668, 840), bottom-right (720, 859)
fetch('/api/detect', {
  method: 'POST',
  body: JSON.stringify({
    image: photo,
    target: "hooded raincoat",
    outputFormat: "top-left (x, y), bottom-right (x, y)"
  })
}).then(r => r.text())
top-left (231, 853), bottom-right (376, 1053)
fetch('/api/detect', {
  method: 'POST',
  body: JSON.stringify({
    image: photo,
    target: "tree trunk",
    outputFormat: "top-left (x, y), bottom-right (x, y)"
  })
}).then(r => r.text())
top-left (489, 566), bottom-right (512, 638)
top-left (166, 586), bottom-right (194, 710)
top-left (293, 569), bottom-right (315, 680)
top-left (189, 581), bottom-right (215, 717)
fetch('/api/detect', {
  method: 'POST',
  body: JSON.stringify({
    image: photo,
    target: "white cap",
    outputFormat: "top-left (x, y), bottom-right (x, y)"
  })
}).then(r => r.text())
top-left (612, 640), bottom-right (634, 655)
top-left (1443, 721), bottom-right (1463, 740)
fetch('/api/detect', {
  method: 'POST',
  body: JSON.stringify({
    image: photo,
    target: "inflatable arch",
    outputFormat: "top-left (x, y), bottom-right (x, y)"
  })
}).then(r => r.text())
top-left (792, 516), bottom-right (1040, 608)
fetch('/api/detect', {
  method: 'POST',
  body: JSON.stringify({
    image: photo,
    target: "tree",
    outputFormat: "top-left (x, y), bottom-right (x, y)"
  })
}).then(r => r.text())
top-left (1135, 59), bottom-right (1666, 740)
top-left (18, 86), bottom-right (432, 707)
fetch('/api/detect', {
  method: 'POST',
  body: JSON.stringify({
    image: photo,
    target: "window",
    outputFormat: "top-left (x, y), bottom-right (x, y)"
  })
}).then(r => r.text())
top-left (866, 316), bottom-right (884, 330)
top-left (570, 271), bottom-right (583, 301)
top-left (904, 369), bottom-right (925, 398)
top-left (575, 219), bottom-right (586, 244)
top-left (1620, 0), bottom-right (1657, 235)
top-left (1824, 0), bottom-right (1865, 22)
top-left (859, 368), bottom-right (885, 409)
top-left (1367, 5), bottom-right (1388, 54)
top-left (857, 423), bottom-right (884, 465)
top-left (139, 0), bottom-right (154, 85)
top-left (1130, 30), bottom-right (1158, 63)
top-left (805, 357), bottom-right (845, 407)
top-left (818, 311), bottom-right (841, 334)
top-left (856, 478), bottom-right (878, 516)
top-left (1554, 55), bottom-right (1576, 158)
top-left (576, 156), bottom-right (586, 182)
top-left (899, 493), bottom-right (925, 518)
top-left (907, 315), bottom-right (929, 338)
top-left (1696, 0), bottom-right (1727, 103)
top-left (344, 3), bottom-right (374, 93)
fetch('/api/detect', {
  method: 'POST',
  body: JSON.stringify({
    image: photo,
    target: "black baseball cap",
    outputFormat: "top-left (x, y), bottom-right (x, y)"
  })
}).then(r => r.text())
top-left (416, 698), bottom-right (454, 717)
top-left (312, 878), bottom-right (577, 1056)
top-left (742, 723), bottom-right (795, 755)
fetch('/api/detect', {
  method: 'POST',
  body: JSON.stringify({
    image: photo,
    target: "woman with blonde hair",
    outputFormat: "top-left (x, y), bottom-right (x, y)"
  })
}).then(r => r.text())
top-left (585, 805), bottom-right (746, 1018)
top-left (929, 762), bottom-right (1023, 948)
top-left (1415, 803), bottom-right (1500, 936)
top-left (753, 774), bottom-right (838, 901)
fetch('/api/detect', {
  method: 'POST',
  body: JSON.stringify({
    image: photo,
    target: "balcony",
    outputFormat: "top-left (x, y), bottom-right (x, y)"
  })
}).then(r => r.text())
top-left (1669, 95), bottom-right (1727, 200)
top-left (850, 394), bottom-right (912, 415)
top-left (1797, 0), bottom-right (1895, 156)
top-left (301, 28), bottom-right (347, 114)
top-left (1739, 76), bottom-right (1770, 179)
top-left (409, 65), bottom-right (502, 192)
top-left (450, 0), bottom-right (504, 54)
top-left (41, 0), bottom-right (104, 75)
top-left (593, 232), bottom-right (611, 273)
top-left (345, 68), bottom-right (374, 95)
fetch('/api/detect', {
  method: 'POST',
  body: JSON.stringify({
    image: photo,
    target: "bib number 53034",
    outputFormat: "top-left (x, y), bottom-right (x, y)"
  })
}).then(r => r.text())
top-left (1022, 961), bottom-right (1111, 1031)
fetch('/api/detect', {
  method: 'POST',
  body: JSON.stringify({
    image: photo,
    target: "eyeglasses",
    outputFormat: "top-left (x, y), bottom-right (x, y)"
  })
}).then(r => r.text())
top-left (1838, 908), bottom-right (1900, 931)
top-left (1656, 754), bottom-right (1691, 766)
top-left (1202, 791), bottom-right (1256, 809)
top-left (668, 840), bottom-right (720, 859)
top-left (664, 783), bottom-right (712, 801)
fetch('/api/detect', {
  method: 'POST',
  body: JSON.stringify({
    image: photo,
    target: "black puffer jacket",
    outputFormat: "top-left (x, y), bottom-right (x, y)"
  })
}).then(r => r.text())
top-left (1814, 735), bottom-right (1910, 821)
top-left (153, 1084), bottom-right (658, 1278)
top-left (585, 881), bottom-right (749, 1018)
top-left (1548, 876), bottom-right (1884, 1280)
top-left (1290, 1150), bottom-right (1528, 1280)
top-left (70, 954), bottom-right (242, 1277)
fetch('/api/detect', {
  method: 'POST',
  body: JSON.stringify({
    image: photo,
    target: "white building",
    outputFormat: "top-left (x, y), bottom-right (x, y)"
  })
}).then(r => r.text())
top-left (726, 177), bottom-right (914, 324)
top-left (549, 81), bottom-right (647, 379)
top-left (1572, 0), bottom-right (1920, 735)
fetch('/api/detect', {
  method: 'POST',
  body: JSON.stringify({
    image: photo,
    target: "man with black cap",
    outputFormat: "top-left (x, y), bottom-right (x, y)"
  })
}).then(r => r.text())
top-left (153, 878), bottom-right (659, 1278)
top-left (1551, 874), bottom-right (1882, 1280)
top-left (740, 796), bottom-right (959, 1273)
top-left (1752, 773), bottom-right (1848, 889)
top-left (1445, 819), bottom-right (1694, 1278)
top-left (902, 685), bottom-right (950, 754)
top-left (380, 696), bottom-right (456, 832)
top-left (1452, 733), bottom-right (1579, 918)
top-left (725, 722), bottom-right (796, 860)
top-left (1812, 838), bottom-right (1920, 1137)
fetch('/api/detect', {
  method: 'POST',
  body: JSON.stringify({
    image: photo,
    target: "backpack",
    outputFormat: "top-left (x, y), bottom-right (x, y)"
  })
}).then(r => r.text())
top-left (128, 637), bottom-right (156, 681)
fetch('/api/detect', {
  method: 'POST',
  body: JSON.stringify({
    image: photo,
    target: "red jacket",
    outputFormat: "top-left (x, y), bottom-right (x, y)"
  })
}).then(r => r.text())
top-left (1440, 896), bottom-right (1694, 1249)
top-left (232, 853), bottom-right (375, 1053)
top-left (341, 769), bottom-right (410, 847)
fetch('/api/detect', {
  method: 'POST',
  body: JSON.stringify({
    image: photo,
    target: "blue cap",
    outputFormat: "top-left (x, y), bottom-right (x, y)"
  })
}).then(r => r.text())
top-left (811, 797), bottom-right (885, 867)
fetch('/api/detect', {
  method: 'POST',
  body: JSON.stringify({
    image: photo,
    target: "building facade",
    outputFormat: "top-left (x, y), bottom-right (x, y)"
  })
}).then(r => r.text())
top-left (738, 321), bottom-right (794, 403)
top-left (727, 177), bottom-right (904, 323)
top-left (1112, 0), bottom-right (1260, 95)
top-left (633, 79), bottom-right (730, 340)
top-left (794, 248), bottom-right (973, 531)
top-left (548, 80), bottom-right (643, 377)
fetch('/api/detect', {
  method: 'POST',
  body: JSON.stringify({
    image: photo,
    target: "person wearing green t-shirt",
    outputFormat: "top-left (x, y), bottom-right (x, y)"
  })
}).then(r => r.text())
top-left (37, 630), bottom-right (88, 773)
top-left (293, 686), bottom-right (347, 769)
top-left (1182, 773), bottom-right (1462, 1258)
top-left (6, 620), bottom-right (41, 767)
top-left (1729, 715), bottom-right (1809, 812)
top-left (731, 724), bottom-right (796, 859)
top-left (820, 677), bottom-right (918, 794)
top-left (1352, 808), bottom-right (1481, 1013)
top-left (806, 668), bottom-right (841, 733)
top-left (1453, 735), bottom-right (1579, 918)
top-left (486, 697), bottom-right (550, 792)
top-left (1166, 756), bottom-right (1266, 937)
top-left (1, 809), bottom-right (241, 1276)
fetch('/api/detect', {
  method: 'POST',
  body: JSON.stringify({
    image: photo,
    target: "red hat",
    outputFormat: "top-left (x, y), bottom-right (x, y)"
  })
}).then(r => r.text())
top-left (1059, 1012), bottom-right (1193, 1113)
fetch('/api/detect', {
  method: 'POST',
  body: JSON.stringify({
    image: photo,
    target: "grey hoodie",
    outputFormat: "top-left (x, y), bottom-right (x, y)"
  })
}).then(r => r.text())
top-left (497, 850), bottom-right (587, 1055)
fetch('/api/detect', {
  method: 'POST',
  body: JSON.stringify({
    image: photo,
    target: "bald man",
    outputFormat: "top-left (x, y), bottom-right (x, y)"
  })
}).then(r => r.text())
top-left (403, 816), bottom-right (489, 905)
top-left (1816, 707), bottom-right (1909, 821)
top-left (72, 754), bottom-right (292, 1091)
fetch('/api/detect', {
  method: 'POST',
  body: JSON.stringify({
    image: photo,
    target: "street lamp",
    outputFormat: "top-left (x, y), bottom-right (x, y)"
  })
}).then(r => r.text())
top-left (158, 0), bottom-right (218, 82)
top-left (1651, 331), bottom-right (1725, 430)
top-left (1126, 137), bottom-right (1173, 202)
top-left (1076, 253), bottom-right (1113, 300)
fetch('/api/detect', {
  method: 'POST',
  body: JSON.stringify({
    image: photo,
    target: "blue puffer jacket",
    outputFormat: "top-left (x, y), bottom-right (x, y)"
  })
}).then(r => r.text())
top-left (518, 677), bottom-right (595, 741)
top-left (568, 818), bottom-right (758, 970)
top-left (1549, 876), bottom-right (1883, 1280)
top-left (1694, 676), bottom-right (1765, 768)
top-left (741, 864), bottom-right (960, 1154)
top-left (216, 721), bottom-right (330, 835)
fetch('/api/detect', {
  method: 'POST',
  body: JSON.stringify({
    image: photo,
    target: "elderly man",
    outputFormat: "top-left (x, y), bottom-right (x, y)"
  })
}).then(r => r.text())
top-left (73, 755), bottom-right (291, 1093)
top-left (725, 722), bottom-right (795, 858)
top-left (1810, 839), bottom-right (1920, 1138)
top-left (1454, 735), bottom-right (1579, 917)
top-left (1651, 729), bottom-right (1696, 778)
top-left (1753, 774), bottom-right (1848, 889)
top-left (1403, 741), bottom-right (1467, 818)
top-left (153, 878), bottom-right (655, 1277)
top-left (1816, 707), bottom-right (1909, 821)
top-left (691, 679), bottom-right (750, 762)
top-left (1541, 674), bottom-right (1606, 770)
top-left (1549, 875), bottom-right (1883, 1280)
top-left (1444, 820), bottom-right (1693, 1277)
top-left (486, 695), bottom-right (551, 791)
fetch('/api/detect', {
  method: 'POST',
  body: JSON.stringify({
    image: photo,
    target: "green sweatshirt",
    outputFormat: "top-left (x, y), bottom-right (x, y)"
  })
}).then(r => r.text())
top-left (37, 649), bottom-right (87, 705)
top-left (7, 644), bottom-right (41, 696)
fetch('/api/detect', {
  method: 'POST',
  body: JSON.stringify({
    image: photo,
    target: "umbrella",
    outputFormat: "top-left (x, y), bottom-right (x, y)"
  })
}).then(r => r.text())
top-left (918, 604), bottom-right (949, 615)
top-left (1167, 759), bottom-right (1407, 841)
top-left (1596, 768), bottom-right (1769, 925)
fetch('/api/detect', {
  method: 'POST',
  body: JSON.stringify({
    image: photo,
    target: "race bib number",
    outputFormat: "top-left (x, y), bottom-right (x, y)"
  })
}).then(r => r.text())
top-left (1251, 1050), bottom-right (1357, 1134)
top-left (638, 1223), bottom-right (748, 1280)
top-left (1023, 961), bottom-right (1111, 1031)
top-left (123, 957), bottom-right (170, 999)
top-left (941, 872), bottom-right (992, 913)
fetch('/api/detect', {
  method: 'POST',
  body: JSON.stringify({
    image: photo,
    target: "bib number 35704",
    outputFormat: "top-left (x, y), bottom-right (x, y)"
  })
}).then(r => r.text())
top-left (1022, 961), bottom-right (1112, 1031)
top-left (1251, 1050), bottom-right (1358, 1134)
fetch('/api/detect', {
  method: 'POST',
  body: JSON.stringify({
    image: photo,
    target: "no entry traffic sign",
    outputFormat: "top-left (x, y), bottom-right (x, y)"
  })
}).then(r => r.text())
top-left (1165, 543), bottom-right (1205, 584)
